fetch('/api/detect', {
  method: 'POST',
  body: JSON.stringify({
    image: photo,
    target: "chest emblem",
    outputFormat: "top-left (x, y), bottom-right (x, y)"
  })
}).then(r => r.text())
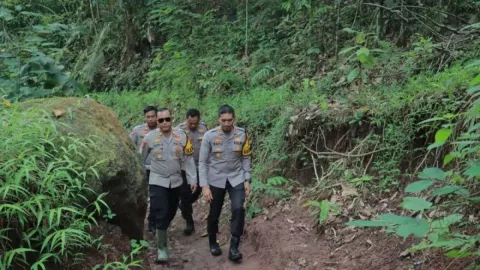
top-left (213, 137), bottom-right (223, 146)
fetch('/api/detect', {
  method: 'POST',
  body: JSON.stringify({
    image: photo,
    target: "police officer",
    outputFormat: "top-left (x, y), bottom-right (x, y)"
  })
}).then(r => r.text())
top-left (140, 108), bottom-right (197, 263)
top-left (129, 105), bottom-right (157, 234)
top-left (199, 104), bottom-right (252, 263)
top-left (175, 109), bottom-right (207, 235)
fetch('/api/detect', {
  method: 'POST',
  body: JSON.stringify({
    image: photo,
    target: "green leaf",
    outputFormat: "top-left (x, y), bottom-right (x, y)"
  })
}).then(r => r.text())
top-left (347, 68), bottom-right (359, 83)
top-left (0, 7), bottom-right (14, 21)
top-left (396, 218), bottom-right (429, 238)
top-left (320, 101), bottom-right (328, 110)
top-left (3, 58), bottom-right (20, 66)
top-left (307, 47), bottom-right (320, 55)
top-left (466, 60), bottom-right (480, 67)
top-left (342, 27), bottom-right (357, 33)
top-left (427, 142), bottom-right (445, 150)
top-left (418, 117), bottom-right (445, 125)
top-left (319, 199), bottom-right (330, 223)
top-left (303, 200), bottom-right (321, 208)
top-left (464, 162), bottom-right (480, 178)
top-left (467, 196), bottom-right (480, 202)
top-left (412, 219), bottom-right (430, 237)
top-left (25, 36), bottom-right (45, 43)
top-left (405, 180), bottom-right (434, 193)
top-left (470, 74), bottom-right (480, 86)
top-left (378, 213), bottom-right (416, 225)
top-left (0, 53), bottom-right (13, 58)
top-left (434, 129), bottom-right (452, 143)
top-left (395, 224), bottom-right (413, 238)
top-left (356, 47), bottom-right (370, 57)
top-left (445, 250), bottom-right (474, 258)
top-left (357, 47), bottom-right (375, 68)
top-left (419, 167), bottom-right (446, 181)
top-left (401, 197), bottom-right (432, 212)
top-left (431, 186), bottom-right (469, 197)
top-left (20, 11), bottom-right (43, 17)
top-left (355, 32), bottom-right (366, 44)
top-left (339, 46), bottom-right (358, 56)
top-left (428, 233), bottom-right (439, 242)
top-left (443, 154), bottom-right (455, 166)
top-left (346, 220), bottom-right (387, 227)
top-left (468, 85), bottom-right (480, 94)
top-left (467, 123), bottom-right (480, 133)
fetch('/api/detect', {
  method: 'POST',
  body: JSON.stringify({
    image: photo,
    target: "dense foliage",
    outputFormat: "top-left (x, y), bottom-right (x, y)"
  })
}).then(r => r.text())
top-left (1, 0), bottom-right (480, 268)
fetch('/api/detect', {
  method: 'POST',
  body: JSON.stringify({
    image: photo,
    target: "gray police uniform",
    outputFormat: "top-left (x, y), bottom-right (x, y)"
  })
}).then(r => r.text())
top-left (141, 129), bottom-right (197, 230)
top-left (175, 121), bottom-right (207, 226)
top-left (198, 126), bottom-right (252, 238)
top-left (130, 123), bottom-right (155, 170)
top-left (176, 121), bottom-right (207, 167)
top-left (199, 126), bottom-right (251, 188)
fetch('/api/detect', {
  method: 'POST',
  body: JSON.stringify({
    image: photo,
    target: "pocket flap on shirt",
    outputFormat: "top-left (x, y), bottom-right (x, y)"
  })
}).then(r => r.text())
top-left (212, 146), bottom-right (224, 153)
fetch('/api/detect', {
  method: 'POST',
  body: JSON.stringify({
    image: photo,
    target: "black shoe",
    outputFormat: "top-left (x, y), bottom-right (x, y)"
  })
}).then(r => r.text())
top-left (148, 221), bottom-right (156, 235)
top-left (228, 236), bottom-right (243, 262)
top-left (208, 234), bottom-right (222, 256)
top-left (183, 221), bottom-right (195, 236)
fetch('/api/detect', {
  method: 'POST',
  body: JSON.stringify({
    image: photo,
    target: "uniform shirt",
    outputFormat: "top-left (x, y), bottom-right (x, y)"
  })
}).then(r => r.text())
top-left (199, 126), bottom-right (252, 189)
top-left (141, 129), bottom-right (196, 188)
top-left (175, 121), bottom-right (207, 167)
top-left (129, 123), bottom-right (156, 169)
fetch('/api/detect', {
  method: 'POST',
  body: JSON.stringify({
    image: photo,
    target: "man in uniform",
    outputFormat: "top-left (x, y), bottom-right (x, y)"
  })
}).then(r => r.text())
top-left (176, 108), bottom-right (207, 236)
top-left (199, 104), bottom-right (252, 263)
top-left (129, 105), bottom-right (157, 234)
top-left (140, 108), bottom-right (197, 263)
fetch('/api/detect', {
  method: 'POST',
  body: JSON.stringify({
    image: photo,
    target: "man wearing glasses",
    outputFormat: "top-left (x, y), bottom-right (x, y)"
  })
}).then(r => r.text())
top-left (199, 104), bottom-right (252, 263)
top-left (176, 108), bottom-right (207, 236)
top-left (140, 108), bottom-right (198, 264)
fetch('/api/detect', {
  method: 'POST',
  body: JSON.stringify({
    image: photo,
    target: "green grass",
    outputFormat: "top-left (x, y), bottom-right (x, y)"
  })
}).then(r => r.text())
top-left (0, 104), bottom-right (147, 269)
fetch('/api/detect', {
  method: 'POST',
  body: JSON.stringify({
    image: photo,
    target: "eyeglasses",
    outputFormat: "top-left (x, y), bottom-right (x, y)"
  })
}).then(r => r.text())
top-left (158, 117), bottom-right (172, 123)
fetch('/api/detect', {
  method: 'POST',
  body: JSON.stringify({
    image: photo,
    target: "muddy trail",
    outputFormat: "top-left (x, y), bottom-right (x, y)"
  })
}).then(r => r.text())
top-left (140, 192), bottom-right (472, 270)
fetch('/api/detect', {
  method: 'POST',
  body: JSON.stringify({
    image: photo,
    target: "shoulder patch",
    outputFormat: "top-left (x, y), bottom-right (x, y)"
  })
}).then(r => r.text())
top-left (184, 136), bottom-right (194, 156)
top-left (242, 135), bottom-right (252, 156)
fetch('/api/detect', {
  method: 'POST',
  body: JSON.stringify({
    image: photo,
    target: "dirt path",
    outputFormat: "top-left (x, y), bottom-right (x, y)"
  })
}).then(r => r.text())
top-left (143, 200), bottom-right (262, 270)
top-left (142, 195), bottom-right (474, 270)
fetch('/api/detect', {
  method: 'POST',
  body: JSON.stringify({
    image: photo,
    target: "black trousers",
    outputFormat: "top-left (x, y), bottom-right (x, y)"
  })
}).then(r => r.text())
top-left (207, 182), bottom-right (245, 237)
top-left (149, 184), bottom-right (180, 230)
top-left (179, 169), bottom-right (201, 223)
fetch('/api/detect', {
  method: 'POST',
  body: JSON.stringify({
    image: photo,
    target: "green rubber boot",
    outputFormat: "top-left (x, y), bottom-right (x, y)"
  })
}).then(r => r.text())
top-left (156, 229), bottom-right (168, 264)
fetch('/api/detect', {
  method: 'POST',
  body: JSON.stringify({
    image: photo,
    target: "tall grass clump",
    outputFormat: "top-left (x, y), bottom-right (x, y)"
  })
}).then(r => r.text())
top-left (0, 105), bottom-right (110, 269)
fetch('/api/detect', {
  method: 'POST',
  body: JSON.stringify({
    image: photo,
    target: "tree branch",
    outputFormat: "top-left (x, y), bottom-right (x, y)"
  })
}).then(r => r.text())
top-left (362, 2), bottom-right (409, 22)
top-left (301, 142), bottom-right (392, 158)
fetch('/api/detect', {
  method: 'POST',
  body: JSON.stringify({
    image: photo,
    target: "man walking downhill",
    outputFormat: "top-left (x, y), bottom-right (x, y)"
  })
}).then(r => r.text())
top-left (129, 105), bottom-right (157, 234)
top-left (199, 104), bottom-right (252, 263)
top-left (175, 109), bottom-right (207, 236)
top-left (140, 108), bottom-right (197, 263)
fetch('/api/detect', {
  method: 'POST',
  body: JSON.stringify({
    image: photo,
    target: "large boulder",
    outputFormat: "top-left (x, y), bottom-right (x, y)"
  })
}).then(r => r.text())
top-left (21, 97), bottom-right (148, 240)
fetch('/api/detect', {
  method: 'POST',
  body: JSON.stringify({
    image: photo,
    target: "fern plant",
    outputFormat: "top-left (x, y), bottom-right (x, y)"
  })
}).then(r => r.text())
top-left (346, 60), bottom-right (480, 261)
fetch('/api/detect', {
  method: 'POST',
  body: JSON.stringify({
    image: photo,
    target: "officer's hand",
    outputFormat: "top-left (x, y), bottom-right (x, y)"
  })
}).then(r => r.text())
top-left (244, 181), bottom-right (251, 197)
top-left (190, 184), bottom-right (197, 193)
top-left (202, 186), bottom-right (213, 203)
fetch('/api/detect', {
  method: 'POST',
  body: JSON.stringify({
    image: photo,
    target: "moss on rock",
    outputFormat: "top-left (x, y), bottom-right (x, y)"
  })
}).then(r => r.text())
top-left (21, 97), bottom-right (148, 240)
